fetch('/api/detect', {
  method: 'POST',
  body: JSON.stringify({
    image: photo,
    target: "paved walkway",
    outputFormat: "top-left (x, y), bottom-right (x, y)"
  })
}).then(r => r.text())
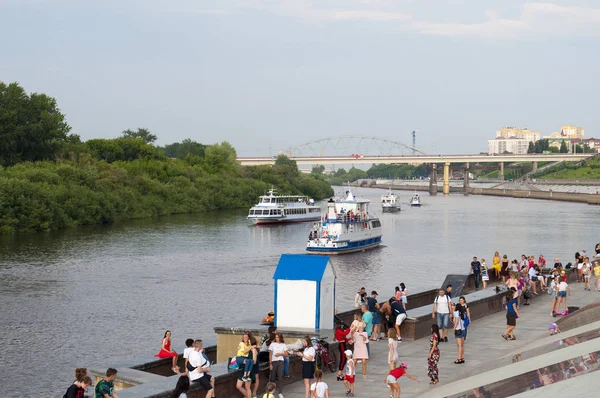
top-left (280, 285), bottom-right (600, 398)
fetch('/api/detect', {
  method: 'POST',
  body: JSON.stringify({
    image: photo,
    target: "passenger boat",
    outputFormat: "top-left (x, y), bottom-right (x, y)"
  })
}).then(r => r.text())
top-left (247, 189), bottom-right (321, 225)
top-left (306, 190), bottom-right (383, 255)
top-left (409, 191), bottom-right (421, 207)
top-left (381, 189), bottom-right (400, 212)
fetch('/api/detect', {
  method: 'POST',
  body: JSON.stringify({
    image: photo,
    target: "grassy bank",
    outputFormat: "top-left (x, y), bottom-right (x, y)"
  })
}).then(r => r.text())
top-left (535, 155), bottom-right (600, 179)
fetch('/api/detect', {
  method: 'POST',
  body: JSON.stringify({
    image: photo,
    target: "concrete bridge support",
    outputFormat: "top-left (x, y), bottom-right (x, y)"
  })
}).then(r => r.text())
top-left (463, 162), bottom-right (470, 195)
top-left (499, 162), bottom-right (505, 181)
top-left (443, 162), bottom-right (450, 195)
top-left (429, 163), bottom-right (438, 196)
top-left (532, 161), bottom-right (538, 172)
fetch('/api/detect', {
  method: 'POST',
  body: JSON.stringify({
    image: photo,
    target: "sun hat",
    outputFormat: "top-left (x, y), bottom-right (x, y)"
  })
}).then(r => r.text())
top-left (344, 349), bottom-right (353, 356)
top-left (549, 323), bottom-right (558, 330)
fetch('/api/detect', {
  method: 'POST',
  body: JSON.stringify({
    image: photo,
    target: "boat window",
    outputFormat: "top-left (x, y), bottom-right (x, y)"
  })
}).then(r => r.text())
top-left (371, 220), bottom-right (381, 228)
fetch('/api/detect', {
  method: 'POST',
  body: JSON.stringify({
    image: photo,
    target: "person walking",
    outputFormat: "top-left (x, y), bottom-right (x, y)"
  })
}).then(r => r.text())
top-left (155, 330), bottom-right (180, 374)
top-left (502, 290), bottom-right (519, 341)
top-left (296, 336), bottom-right (316, 398)
top-left (95, 368), bottom-right (120, 398)
top-left (470, 257), bottom-right (482, 289)
top-left (351, 324), bottom-right (369, 379)
top-left (432, 289), bottom-right (452, 342)
top-left (268, 332), bottom-right (288, 398)
top-left (458, 296), bottom-right (471, 341)
top-left (387, 329), bottom-right (399, 370)
top-left (334, 324), bottom-right (350, 381)
top-left (342, 350), bottom-right (355, 397)
top-left (452, 303), bottom-right (466, 364)
top-left (427, 324), bottom-right (440, 385)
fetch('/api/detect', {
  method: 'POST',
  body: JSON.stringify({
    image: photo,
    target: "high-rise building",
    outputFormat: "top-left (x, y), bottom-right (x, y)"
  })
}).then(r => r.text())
top-left (560, 125), bottom-right (584, 139)
top-left (496, 127), bottom-right (540, 143)
top-left (487, 138), bottom-right (529, 155)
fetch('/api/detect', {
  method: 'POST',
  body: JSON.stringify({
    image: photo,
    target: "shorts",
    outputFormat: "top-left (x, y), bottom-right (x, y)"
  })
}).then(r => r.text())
top-left (345, 375), bottom-right (355, 384)
top-left (436, 312), bottom-right (449, 329)
top-left (371, 311), bottom-right (380, 325)
top-left (454, 329), bottom-right (466, 339)
top-left (558, 291), bottom-right (567, 298)
top-left (401, 296), bottom-right (407, 304)
top-left (395, 313), bottom-right (407, 326)
top-left (192, 374), bottom-right (213, 390)
top-left (584, 275), bottom-right (591, 280)
top-left (506, 312), bottom-right (517, 327)
top-left (386, 375), bottom-right (398, 384)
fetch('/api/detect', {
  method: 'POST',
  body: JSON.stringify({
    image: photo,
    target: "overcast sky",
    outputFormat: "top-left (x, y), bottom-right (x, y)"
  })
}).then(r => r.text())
top-left (1, 0), bottom-right (599, 155)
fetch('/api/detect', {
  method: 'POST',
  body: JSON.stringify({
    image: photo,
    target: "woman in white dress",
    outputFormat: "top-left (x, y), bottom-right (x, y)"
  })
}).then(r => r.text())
top-left (387, 329), bottom-right (399, 370)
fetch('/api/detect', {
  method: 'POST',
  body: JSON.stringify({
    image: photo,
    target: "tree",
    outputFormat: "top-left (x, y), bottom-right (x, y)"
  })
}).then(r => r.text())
top-left (311, 165), bottom-right (325, 175)
top-left (527, 142), bottom-right (535, 154)
top-left (0, 81), bottom-right (72, 165)
top-left (161, 138), bottom-right (206, 159)
top-left (121, 128), bottom-right (157, 144)
top-left (559, 140), bottom-right (568, 153)
top-left (274, 154), bottom-right (299, 182)
top-left (203, 141), bottom-right (238, 174)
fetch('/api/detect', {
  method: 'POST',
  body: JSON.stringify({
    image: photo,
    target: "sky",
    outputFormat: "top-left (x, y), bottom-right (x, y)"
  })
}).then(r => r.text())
top-left (1, 0), bottom-right (599, 156)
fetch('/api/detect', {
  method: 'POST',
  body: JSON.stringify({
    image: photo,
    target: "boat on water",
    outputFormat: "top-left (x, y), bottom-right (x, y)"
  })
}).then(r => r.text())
top-left (410, 191), bottom-right (421, 207)
top-left (306, 190), bottom-right (383, 255)
top-left (247, 189), bottom-right (321, 225)
top-left (381, 189), bottom-right (400, 212)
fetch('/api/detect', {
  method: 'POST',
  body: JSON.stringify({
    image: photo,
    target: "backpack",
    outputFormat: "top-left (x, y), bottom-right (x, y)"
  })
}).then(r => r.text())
top-left (523, 288), bottom-right (533, 300)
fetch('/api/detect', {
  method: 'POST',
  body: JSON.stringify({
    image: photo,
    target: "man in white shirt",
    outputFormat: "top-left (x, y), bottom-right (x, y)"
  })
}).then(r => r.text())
top-left (188, 340), bottom-right (215, 398)
top-left (520, 255), bottom-right (528, 271)
top-left (183, 338), bottom-right (194, 375)
top-left (432, 289), bottom-right (452, 342)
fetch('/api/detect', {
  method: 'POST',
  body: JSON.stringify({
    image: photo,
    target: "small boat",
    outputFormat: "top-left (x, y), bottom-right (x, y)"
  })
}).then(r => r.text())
top-left (409, 192), bottom-right (421, 207)
top-left (248, 189), bottom-right (321, 225)
top-left (381, 189), bottom-right (400, 212)
top-left (306, 190), bottom-right (383, 255)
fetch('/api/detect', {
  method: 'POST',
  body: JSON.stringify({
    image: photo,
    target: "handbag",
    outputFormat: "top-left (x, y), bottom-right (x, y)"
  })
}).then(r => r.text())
top-left (463, 316), bottom-right (470, 328)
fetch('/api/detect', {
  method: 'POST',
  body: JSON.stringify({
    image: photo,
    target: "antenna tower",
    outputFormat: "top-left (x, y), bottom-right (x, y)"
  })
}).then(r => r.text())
top-left (412, 130), bottom-right (416, 155)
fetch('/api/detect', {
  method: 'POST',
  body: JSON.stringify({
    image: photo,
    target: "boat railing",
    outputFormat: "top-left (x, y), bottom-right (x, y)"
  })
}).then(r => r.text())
top-left (327, 213), bottom-right (369, 223)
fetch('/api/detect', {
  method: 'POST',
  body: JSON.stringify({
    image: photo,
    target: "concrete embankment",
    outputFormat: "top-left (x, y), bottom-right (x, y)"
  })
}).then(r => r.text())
top-left (471, 187), bottom-right (600, 205)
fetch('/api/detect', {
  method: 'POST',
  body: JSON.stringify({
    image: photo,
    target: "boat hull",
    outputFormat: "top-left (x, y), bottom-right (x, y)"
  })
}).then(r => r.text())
top-left (249, 215), bottom-right (321, 225)
top-left (382, 206), bottom-right (400, 213)
top-left (306, 236), bottom-right (382, 255)
top-left (410, 203), bottom-right (421, 207)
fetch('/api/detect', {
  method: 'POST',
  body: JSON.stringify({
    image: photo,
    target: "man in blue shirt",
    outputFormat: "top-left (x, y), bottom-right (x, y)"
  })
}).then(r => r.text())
top-left (470, 257), bottom-right (482, 289)
top-left (366, 291), bottom-right (381, 341)
top-left (360, 304), bottom-right (372, 356)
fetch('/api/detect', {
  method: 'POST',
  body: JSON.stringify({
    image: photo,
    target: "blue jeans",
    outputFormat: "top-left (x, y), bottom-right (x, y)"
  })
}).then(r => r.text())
top-left (473, 271), bottom-right (480, 289)
top-left (236, 356), bottom-right (254, 374)
top-left (436, 313), bottom-right (449, 329)
top-left (284, 356), bottom-right (289, 375)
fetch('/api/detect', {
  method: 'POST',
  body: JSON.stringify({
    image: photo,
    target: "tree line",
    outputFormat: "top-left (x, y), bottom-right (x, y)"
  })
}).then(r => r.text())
top-left (0, 82), bottom-right (333, 233)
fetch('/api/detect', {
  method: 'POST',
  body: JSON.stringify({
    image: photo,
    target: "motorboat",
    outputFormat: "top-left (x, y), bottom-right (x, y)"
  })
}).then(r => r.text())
top-left (381, 189), bottom-right (400, 212)
top-left (247, 189), bottom-right (321, 224)
top-left (410, 191), bottom-right (421, 207)
top-left (306, 190), bottom-right (382, 255)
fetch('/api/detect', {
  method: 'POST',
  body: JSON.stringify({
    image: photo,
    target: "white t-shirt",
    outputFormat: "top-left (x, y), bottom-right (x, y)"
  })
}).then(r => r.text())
top-left (434, 295), bottom-right (451, 314)
top-left (528, 267), bottom-right (538, 279)
top-left (188, 350), bottom-right (207, 381)
top-left (310, 381), bottom-right (328, 398)
top-left (302, 347), bottom-right (316, 362)
top-left (269, 342), bottom-right (287, 362)
top-left (183, 347), bottom-right (194, 359)
top-left (453, 310), bottom-right (465, 331)
top-left (577, 262), bottom-right (584, 270)
top-left (346, 359), bottom-right (355, 376)
top-left (558, 281), bottom-right (568, 292)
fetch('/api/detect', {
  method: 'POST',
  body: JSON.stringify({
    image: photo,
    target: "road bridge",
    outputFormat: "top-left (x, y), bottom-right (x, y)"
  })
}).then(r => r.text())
top-left (238, 153), bottom-right (595, 195)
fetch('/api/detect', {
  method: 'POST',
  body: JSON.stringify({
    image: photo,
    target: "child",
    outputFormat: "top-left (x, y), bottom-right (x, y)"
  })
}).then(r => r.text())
top-left (342, 350), bottom-right (355, 397)
top-left (582, 259), bottom-right (592, 291)
top-left (549, 323), bottom-right (561, 336)
top-left (262, 382), bottom-right (276, 398)
top-left (385, 362), bottom-right (419, 398)
top-left (310, 369), bottom-right (329, 398)
top-left (481, 258), bottom-right (489, 290)
top-left (594, 261), bottom-right (600, 291)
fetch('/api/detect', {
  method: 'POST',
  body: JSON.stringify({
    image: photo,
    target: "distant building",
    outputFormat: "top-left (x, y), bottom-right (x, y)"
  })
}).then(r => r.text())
top-left (487, 138), bottom-right (529, 155)
top-left (560, 125), bottom-right (584, 139)
top-left (496, 127), bottom-right (540, 143)
top-left (583, 138), bottom-right (600, 152)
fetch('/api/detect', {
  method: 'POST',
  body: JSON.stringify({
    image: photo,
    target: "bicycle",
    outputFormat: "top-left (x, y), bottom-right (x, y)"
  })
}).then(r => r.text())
top-left (312, 337), bottom-right (337, 372)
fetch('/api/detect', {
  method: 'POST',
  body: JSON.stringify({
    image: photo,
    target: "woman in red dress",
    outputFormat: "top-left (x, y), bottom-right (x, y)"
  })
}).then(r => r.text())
top-left (155, 330), bottom-right (180, 373)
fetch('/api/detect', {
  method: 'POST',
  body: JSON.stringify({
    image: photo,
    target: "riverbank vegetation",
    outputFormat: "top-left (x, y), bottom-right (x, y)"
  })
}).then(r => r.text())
top-left (327, 163), bottom-right (429, 185)
top-left (534, 155), bottom-right (600, 179)
top-left (0, 82), bottom-right (332, 233)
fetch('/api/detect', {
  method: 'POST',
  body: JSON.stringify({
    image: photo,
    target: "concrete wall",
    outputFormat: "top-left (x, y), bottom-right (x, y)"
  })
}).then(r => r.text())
top-left (471, 188), bottom-right (600, 205)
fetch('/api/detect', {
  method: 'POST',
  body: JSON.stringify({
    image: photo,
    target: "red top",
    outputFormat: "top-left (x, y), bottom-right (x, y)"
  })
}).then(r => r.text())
top-left (390, 368), bottom-right (406, 379)
top-left (164, 339), bottom-right (171, 350)
top-left (335, 328), bottom-right (349, 343)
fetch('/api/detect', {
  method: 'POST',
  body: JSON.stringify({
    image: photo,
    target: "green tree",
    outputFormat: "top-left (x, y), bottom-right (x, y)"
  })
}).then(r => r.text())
top-left (0, 81), bottom-right (72, 165)
top-left (161, 138), bottom-right (206, 159)
top-left (559, 140), bottom-right (568, 153)
top-left (273, 154), bottom-right (299, 182)
top-left (527, 142), bottom-right (535, 154)
top-left (122, 128), bottom-right (157, 144)
top-left (311, 165), bottom-right (325, 175)
top-left (203, 141), bottom-right (238, 174)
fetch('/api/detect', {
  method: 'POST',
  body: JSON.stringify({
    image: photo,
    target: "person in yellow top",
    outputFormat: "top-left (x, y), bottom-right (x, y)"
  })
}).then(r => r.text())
top-left (492, 251), bottom-right (501, 279)
top-left (593, 260), bottom-right (600, 292)
top-left (235, 333), bottom-right (258, 382)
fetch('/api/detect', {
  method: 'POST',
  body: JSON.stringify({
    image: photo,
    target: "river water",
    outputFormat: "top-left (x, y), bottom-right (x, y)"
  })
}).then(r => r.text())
top-left (1, 187), bottom-right (599, 397)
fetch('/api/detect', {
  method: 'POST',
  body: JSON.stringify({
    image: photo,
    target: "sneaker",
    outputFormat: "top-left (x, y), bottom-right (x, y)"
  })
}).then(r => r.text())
top-left (284, 374), bottom-right (291, 379)
top-left (398, 337), bottom-right (402, 342)
top-left (444, 337), bottom-right (448, 342)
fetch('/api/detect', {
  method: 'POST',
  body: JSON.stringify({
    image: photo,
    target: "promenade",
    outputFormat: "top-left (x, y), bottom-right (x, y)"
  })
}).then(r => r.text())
top-left (282, 285), bottom-right (600, 398)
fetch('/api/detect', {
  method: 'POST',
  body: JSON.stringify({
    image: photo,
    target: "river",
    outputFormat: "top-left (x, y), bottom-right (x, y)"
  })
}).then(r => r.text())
top-left (1, 187), bottom-right (599, 397)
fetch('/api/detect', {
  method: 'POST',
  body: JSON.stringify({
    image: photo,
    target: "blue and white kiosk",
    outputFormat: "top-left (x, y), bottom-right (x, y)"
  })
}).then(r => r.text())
top-left (272, 254), bottom-right (336, 330)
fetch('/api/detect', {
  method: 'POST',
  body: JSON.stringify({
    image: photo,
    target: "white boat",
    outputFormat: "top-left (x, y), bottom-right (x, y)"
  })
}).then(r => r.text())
top-left (306, 190), bottom-right (383, 255)
top-left (247, 189), bottom-right (321, 225)
top-left (381, 189), bottom-right (400, 212)
top-left (410, 192), bottom-right (421, 207)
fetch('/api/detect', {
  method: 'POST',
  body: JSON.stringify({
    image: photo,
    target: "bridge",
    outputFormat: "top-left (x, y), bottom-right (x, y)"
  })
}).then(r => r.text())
top-left (236, 136), bottom-right (596, 195)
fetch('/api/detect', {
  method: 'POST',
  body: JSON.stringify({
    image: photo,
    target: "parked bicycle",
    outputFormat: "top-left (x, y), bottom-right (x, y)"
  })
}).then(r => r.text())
top-left (311, 337), bottom-right (337, 372)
